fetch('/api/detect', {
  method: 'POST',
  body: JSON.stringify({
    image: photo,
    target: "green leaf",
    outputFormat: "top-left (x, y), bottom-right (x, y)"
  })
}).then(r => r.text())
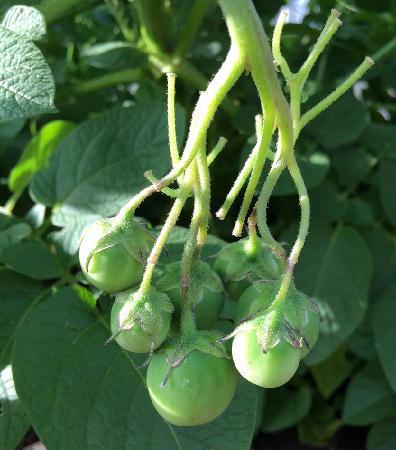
top-left (288, 225), bottom-right (372, 365)
top-left (344, 198), bottom-right (374, 226)
top-left (13, 287), bottom-right (257, 450)
top-left (360, 123), bottom-right (396, 159)
top-left (272, 152), bottom-right (330, 196)
top-left (0, 240), bottom-right (64, 279)
top-left (332, 147), bottom-right (376, 189)
top-left (348, 312), bottom-right (376, 361)
top-left (1, 5), bottom-right (46, 41)
top-left (31, 103), bottom-right (185, 254)
top-left (342, 362), bottom-right (396, 425)
top-left (0, 214), bottom-right (31, 256)
top-left (81, 42), bottom-right (144, 70)
top-left (310, 347), bottom-right (356, 398)
top-left (305, 93), bottom-right (369, 149)
top-left (0, 270), bottom-right (42, 368)
top-left (310, 182), bottom-right (348, 223)
top-left (361, 226), bottom-right (396, 298)
top-left (261, 385), bottom-right (311, 432)
top-left (0, 26), bottom-right (56, 122)
top-left (9, 120), bottom-right (75, 193)
top-left (379, 159), bottom-right (396, 227)
top-left (0, 365), bottom-right (30, 450)
top-left (367, 418), bottom-right (396, 450)
top-left (372, 282), bottom-right (396, 392)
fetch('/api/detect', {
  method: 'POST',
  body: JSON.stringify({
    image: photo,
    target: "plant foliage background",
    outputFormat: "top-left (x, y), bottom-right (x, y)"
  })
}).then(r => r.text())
top-left (0, 0), bottom-right (396, 449)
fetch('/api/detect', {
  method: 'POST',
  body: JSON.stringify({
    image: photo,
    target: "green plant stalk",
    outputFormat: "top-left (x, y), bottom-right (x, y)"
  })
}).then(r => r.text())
top-left (196, 146), bottom-right (211, 248)
top-left (73, 69), bottom-right (144, 95)
top-left (166, 73), bottom-right (180, 167)
top-left (299, 56), bottom-right (374, 131)
top-left (138, 171), bottom-right (195, 295)
top-left (218, 0), bottom-right (293, 160)
top-left (117, 44), bottom-right (244, 220)
top-left (272, 10), bottom-right (292, 81)
top-left (233, 111), bottom-right (274, 237)
top-left (3, 189), bottom-right (23, 214)
top-left (372, 36), bottom-right (396, 62)
top-left (37, 0), bottom-right (99, 23)
top-left (174, 0), bottom-right (215, 58)
top-left (216, 115), bottom-right (262, 220)
top-left (245, 208), bottom-right (259, 257)
top-left (134, 0), bottom-right (171, 54)
top-left (143, 171), bottom-right (181, 198)
top-left (207, 137), bottom-right (227, 166)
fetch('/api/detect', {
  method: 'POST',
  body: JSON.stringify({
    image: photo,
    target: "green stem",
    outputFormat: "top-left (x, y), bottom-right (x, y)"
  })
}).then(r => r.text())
top-left (233, 111), bottom-right (274, 237)
top-left (138, 172), bottom-right (194, 295)
top-left (287, 155), bottom-right (310, 266)
top-left (207, 137), bottom-right (227, 166)
top-left (299, 56), bottom-right (373, 131)
top-left (37, 0), bottom-right (99, 23)
top-left (134, 0), bottom-right (171, 54)
top-left (372, 36), bottom-right (396, 62)
top-left (166, 73), bottom-right (180, 167)
top-left (118, 44), bottom-right (244, 219)
top-left (196, 146), bottom-right (211, 248)
top-left (73, 68), bottom-right (144, 95)
top-left (245, 209), bottom-right (259, 257)
top-left (143, 171), bottom-right (181, 198)
top-left (216, 115), bottom-right (262, 220)
top-left (272, 10), bottom-right (293, 80)
top-left (174, 0), bottom-right (215, 58)
top-left (4, 190), bottom-right (23, 214)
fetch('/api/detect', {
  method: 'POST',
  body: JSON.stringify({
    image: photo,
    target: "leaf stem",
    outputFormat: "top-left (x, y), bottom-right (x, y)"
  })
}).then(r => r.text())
top-left (299, 56), bottom-right (374, 131)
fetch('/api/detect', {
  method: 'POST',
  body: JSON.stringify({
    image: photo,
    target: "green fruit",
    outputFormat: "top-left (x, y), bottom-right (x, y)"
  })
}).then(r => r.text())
top-left (147, 349), bottom-right (237, 426)
top-left (234, 283), bottom-right (274, 324)
top-left (232, 329), bottom-right (301, 388)
top-left (79, 217), bottom-right (153, 293)
top-left (214, 238), bottom-right (282, 301)
top-left (157, 261), bottom-right (224, 333)
top-left (110, 288), bottom-right (173, 353)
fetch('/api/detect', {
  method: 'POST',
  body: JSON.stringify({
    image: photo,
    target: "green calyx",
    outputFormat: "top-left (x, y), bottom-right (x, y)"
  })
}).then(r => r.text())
top-left (110, 286), bottom-right (174, 353)
top-left (230, 281), bottom-right (321, 354)
top-left (214, 238), bottom-right (282, 300)
top-left (156, 260), bottom-right (225, 332)
top-left (154, 329), bottom-right (231, 387)
top-left (79, 216), bottom-right (154, 292)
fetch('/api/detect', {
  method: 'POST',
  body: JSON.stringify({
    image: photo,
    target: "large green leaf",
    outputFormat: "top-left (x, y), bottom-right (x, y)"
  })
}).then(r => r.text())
top-left (0, 365), bottom-right (30, 450)
top-left (360, 123), bottom-right (396, 160)
top-left (305, 93), bottom-right (368, 150)
top-left (13, 287), bottom-right (257, 450)
top-left (261, 385), bottom-right (311, 432)
top-left (0, 270), bottom-right (42, 368)
top-left (0, 26), bottom-right (56, 122)
top-left (342, 362), bottom-right (396, 426)
top-left (1, 5), bottom-right (46, 41)
top-left (367, 418), bottom-right (396, 450)
top-left (288, 225), bottom-right (372, 364)
top-left (9, 120), bottom-right (76, 193)
top-left (31, 103), bottom-right (185, 254)
top-left (1, 240), bottom-right (64, 279)
top-left (361, 226), bottom-right (396, 298)
top-left (379, 159), bottom-right (396, 227)
top-left (372, 282), bottom-right (396, 392)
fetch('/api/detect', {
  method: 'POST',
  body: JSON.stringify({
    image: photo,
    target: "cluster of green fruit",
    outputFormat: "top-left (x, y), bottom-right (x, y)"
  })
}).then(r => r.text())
top-left (79, 216), bottom-right (320, 427)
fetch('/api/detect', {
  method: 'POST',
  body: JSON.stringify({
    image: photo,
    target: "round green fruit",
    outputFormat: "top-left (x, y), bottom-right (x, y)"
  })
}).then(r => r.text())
top-left (234, 283), bottom-right (274, 324)
top-left (110, 297), bottom-right (171, 353)
top-left (147, 350), bottom-right (237, 426)
top-left (214, 238), bottom-right (282, 301)
top-left (232, 329), bottom-right (300, 388)
top-left (79, 218), bottom-right (152, 293)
